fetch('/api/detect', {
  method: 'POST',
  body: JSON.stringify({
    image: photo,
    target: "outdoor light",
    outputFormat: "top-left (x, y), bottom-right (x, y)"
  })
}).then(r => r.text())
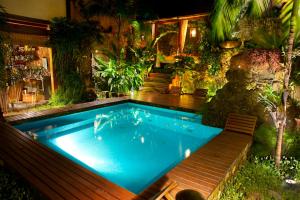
top-left (141, 35), bottom-right (145, 41)
top-left (190, 28), bottom-right (197, 38)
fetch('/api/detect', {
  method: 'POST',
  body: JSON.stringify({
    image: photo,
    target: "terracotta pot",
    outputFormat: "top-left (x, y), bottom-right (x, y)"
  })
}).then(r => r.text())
top-left (220, 41), bottom-right (242, 49)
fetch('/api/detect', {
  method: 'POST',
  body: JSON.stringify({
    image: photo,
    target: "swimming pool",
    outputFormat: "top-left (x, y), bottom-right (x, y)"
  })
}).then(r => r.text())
top-left (16, 102), bottom-right (222, 194)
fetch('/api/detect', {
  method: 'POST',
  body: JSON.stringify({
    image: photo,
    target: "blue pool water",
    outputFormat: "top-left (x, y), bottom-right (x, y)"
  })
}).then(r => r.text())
top-left (16, 103), bottom-right (222, 194)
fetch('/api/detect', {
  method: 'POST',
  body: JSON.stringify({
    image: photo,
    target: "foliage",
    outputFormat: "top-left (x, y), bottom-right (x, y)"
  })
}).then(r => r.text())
top-left (202, 69), bottom-right (264, 127)
top-left (200, 51), bottom-right (221, 76)
top-left (248, 48), bottom-right (282, 72)
top-left (0, 167), bottom-right (41, 200)
top-left (220, 160), bottom-right (281, 200)
top-left (48, 17), bottom-right (102, 104)
top-left (258, 85), bottom-right (282, 112)
top-left (184, 21), bottom-right (209, 54)
top-left (220, 157), bottom-right (300, 200)
top-left (49, 72), bottom-right (85, 105)
top-left (211, 0), bottom-right (300, 50)
top-left (211, 0), bottom-right (271, 42)
top-left (129, 32), bottom-right (157, 76)
top-left (252, 123), bottom-right (277, 157)
top-left (93, 47), bottom-right (145, 93)
top-left (279, 0), bottom-right (300, 49)
top-left (251, 26), bottom-right (286, 49)
top-left (252, 122), bottom-right (300, 159)
top-left (193, 48), bottom-right (239, 98)
top-left (167, 55), bottom-right (195, 77)
top-left (197, 24), bottom-right (221, 76)
top-left (291, 57), bottom-right (300, 85)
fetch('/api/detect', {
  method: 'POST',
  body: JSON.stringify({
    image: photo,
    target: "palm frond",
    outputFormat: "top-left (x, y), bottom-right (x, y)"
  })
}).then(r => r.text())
top-left (211, 0), bottom-right (272, 42)
top-left (279, 0), bottom-right (300, 48)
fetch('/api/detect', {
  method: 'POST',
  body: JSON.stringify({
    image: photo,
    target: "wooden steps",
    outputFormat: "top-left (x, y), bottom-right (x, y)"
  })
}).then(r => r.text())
top-left (140, 73), bottom-right (171, 94)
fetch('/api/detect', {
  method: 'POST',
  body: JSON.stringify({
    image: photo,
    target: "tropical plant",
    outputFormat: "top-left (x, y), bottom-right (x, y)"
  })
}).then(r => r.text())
top-left (93, 47), bottom-right (145, 94)
top-left (130, 45), bottom-right (155, 77)
top-left (211, 0), bottom-right (271, 43)
top-left (168, 55), bottom-right (195, 77)
top-left (48, 17), bottom-right (102, 104)
top-left (251, 26), bottom-right (286, 49)
top-left (201, 51), bottom-right (222, 76)
top-left (211, 0), bottom-right (300, 167)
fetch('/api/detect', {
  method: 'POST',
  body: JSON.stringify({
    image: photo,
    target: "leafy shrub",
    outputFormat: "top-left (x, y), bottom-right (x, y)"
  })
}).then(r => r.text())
top-left (248, 48), bottom-right (282, 73)
top-left (279, 157), bottom-right (300, 180)
top-left (285, 130), bottom-right (300, 160)
top-left (200, 51), bottom-right (221, 76)
top-left (251, 122), bottom-right (300, 159)
top-left (93, 48), bottom-right (145, 93)
top-left (48, 17), bottom-right (102, 104)
top-left (220, 160), bottom-right (281, 200)
top-left (252, 122), bottom-right (300, 159)
top-left (49, 72), bottom-right (85, 105)
top-left (291, 57), bottom-right (300, 85)
top-left (221, 157), bottom-right (300, 200)
top-left (252, 123), bottom-right (277, 157)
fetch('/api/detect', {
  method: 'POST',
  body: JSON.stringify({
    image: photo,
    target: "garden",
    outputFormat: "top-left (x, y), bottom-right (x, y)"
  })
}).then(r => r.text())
top-left (1, 0), bottom-right (300, 199)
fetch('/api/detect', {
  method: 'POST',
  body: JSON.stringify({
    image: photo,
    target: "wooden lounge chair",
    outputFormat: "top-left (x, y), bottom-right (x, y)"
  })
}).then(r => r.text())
top-left (151, 182), bottom-right (178, 200)
top-left (224, 113), bottom-right (257, 136)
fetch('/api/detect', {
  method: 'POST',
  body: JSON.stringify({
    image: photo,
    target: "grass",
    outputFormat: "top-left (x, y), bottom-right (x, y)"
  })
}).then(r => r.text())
top-left (220, 158), bottom-right (300, 200)
top-left (221, 122), bottom-right (300, 200)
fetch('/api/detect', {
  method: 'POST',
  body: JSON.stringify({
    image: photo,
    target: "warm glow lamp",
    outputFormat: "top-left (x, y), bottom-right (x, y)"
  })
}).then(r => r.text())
top-left (190, 28), bottom-right (196, 38)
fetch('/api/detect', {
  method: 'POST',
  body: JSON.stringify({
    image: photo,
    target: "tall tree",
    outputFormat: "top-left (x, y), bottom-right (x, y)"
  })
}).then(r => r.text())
top-left (275, 0), bottom-right (300, 166)
top-left (211, 0), bottom-right (300, 166)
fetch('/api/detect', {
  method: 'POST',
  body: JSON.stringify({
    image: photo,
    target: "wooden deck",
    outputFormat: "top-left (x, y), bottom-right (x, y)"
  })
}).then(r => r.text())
top-left (1, 96), bottom-right (253, 200)
top-left (131, 93), bottom-right (205, 112)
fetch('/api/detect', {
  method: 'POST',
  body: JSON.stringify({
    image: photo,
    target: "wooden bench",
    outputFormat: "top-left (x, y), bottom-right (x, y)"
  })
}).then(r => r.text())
top-left (224, 113), bottom-right (257, 136)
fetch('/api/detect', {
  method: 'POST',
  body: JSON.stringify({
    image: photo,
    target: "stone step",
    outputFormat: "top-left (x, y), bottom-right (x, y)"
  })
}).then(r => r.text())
top-left (148, 73), bottom-right (171, 79)
top-left (139, 86), bottom-right (169, 93)
top-left (143, 81), bottom-right (169, 87)
top-left (145, 76), bottom-right (171, 83)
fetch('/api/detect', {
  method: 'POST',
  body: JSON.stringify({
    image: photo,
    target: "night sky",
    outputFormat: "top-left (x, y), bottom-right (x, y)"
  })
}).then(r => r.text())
top-left (138, 0), bottom-right (215, 19)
